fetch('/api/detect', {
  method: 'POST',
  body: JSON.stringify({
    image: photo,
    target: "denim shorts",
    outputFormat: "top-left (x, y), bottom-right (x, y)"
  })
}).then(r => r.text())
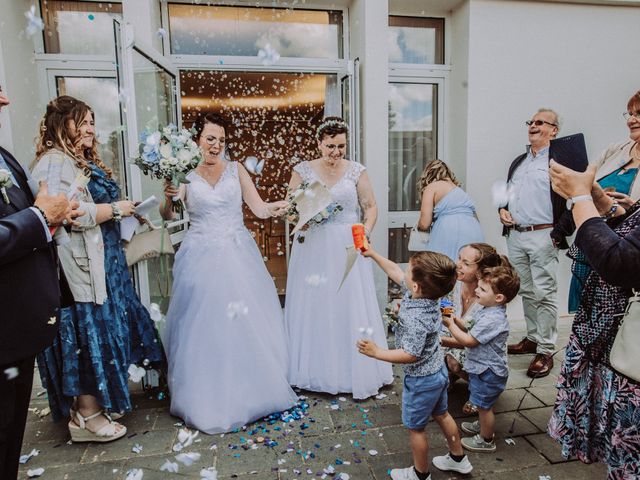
top-left (468, 369), bottom-right (508, 410)
top-left (402, 365), bottom-right (449, 430)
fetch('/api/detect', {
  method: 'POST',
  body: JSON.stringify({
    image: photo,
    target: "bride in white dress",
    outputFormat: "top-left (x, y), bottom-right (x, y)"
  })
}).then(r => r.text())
top-left (284, 117), bottom-right (394, 399)
top-left (161, 114), bottom-right (298, 434)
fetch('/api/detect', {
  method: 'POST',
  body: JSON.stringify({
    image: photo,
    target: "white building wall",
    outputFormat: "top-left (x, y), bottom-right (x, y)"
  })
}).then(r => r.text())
top-left (464, 0), bottom-right (640, 316)
top-left (0, 0), bottom-right (45, 166)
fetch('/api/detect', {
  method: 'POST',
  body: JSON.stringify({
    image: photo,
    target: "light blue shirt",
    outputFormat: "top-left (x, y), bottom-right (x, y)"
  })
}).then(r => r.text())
top-left (465, 305), bottom-right (509, 378)
top-left (508, 146), bottom-right (553, 225)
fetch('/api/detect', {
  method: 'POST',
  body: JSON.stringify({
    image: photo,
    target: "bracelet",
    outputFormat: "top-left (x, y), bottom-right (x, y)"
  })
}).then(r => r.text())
top-left (33, 205), bottom-right (50, 227)
top-left (602, 200), bottom-right (619, 219)
top-left (111, 202), bottom-right (123, 222)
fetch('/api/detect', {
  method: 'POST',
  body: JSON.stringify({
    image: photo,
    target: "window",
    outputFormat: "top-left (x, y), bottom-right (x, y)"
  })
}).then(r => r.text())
top-left (168, 4), bottom-right (343, 58)
top-left (388, 83), bottom-right (438, 212)
top-left (41, 0), bottom-right (122, 55)
top-left (388, 16), bottom-right (444, 64)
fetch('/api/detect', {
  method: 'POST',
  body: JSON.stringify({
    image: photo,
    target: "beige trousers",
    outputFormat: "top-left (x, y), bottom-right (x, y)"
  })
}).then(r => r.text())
top-left (506, 229), bottom-right (559, 354)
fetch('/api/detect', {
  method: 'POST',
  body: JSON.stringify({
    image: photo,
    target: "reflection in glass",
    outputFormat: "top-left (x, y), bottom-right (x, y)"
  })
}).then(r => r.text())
top-left (168, 4), bottom-right (342, 58)
top-left (56, 76), bottom-right (125, 193)
top-left (180, 70), bottom-right (338, 295)
top-left (42, 1), bottom-right (122, 55)
top-left (131, 49), bottom-right (176, 224)
top-left (388, 227), bottom-right (411, 266)
top-left (388, 83), bottom-right (438, 212)
top-left (388, 16), bottom-right (444, 64)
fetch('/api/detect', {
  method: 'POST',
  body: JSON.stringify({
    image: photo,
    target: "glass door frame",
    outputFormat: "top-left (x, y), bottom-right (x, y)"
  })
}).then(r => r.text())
top-left (386, 74), bottom-right (447, 233)
top-left (114, 19), bottom-right (184, 305)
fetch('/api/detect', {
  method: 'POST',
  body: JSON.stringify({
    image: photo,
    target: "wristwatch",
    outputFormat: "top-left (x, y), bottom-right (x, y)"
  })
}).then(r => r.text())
top-left (565, 194), bottom-right (593, 210)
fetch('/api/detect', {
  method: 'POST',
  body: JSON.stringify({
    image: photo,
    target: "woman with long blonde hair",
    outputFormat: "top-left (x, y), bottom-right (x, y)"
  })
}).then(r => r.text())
top-left (415, 159), bottom-right (484, 260)
top-left (32, 96), bottom-right (164, 443)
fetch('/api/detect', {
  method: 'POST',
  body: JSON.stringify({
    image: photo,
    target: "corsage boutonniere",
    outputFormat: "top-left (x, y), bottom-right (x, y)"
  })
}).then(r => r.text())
top-left (0, 169), bottom-right (13, 204)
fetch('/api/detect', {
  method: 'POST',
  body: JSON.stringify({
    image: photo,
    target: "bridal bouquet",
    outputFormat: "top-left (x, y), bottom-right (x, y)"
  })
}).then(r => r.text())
top-left (287, 181), bottom-right (343, 243)
top-left (133, 124), bottom-right (203, 212)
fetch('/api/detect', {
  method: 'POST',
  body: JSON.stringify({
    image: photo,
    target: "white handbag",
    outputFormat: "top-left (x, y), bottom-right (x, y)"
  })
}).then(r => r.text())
top-left (407, 223), bottom-right (431, 252)
top-left (610, 289), bottom-right (640, 382)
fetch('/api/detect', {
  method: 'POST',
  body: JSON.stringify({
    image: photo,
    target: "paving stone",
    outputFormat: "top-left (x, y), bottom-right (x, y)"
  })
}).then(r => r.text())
top-left (215, 443), bottom-right (280, 476)
top-left (19, 460), bottom-right (127, 480)
top-left (486, 458), bottom-right (607, 479)
top-left (298, 427), bottom-right (388, 461)
top-left (220, 471), bottom-right (278, 480)
top-left (526, 385), bottom-right (559, 406)
top-left (520, 406), bottom-right (554, 433)
top-left (23, 418), bottom-right (70, 443)
top-left (525, 432), bottom-right (572, 463)
top-left (122, 449), bottom-right (214, 477)
top-left (492, 411), bottom-right (541, 437)
top-left (82, 429), bottom-right (177, 463)
top-left (19, 439), bottom-right (87, 467)
top-left (367, 451), bottom-right (415, 480)
top-left (329, 403), bottom-right (402, 432)
top-left (118, 408), bottom-right (158, 433)
top-left (493, 388), bottom-right (545, 413)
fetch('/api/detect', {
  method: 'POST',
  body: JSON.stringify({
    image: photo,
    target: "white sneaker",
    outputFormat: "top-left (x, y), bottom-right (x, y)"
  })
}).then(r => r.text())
top-left (432, 452), bottom-right (473, 474)
top-left (389, 466), bottom-right (428, 480)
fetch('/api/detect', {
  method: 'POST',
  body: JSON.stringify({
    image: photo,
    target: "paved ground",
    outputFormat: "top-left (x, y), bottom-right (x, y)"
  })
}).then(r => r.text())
top-left (19, 315), bottom-right (608, 480)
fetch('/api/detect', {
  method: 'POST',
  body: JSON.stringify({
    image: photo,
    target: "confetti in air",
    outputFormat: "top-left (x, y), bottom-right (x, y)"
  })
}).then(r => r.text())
top-left (4, 367), bottom-right (18, 380)
top-left (244, 156), bottom-right (265, 175)
top-left (257, 43), bottom-right (281, 66)
top-left (127, 364), bottom-right (146, 383)
top-left (305, 274), bottom-right (327, 287)
top-left (156, 27), bottom-right (168, 39)
top-left (24, 6), bottom-right (44, 37)
top-left (226, 301), bottom-right (249, 319)
top-left (491, 180), bottom-right (513, 209)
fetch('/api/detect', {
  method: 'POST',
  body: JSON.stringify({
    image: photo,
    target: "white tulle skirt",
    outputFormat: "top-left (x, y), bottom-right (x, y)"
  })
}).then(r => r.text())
top-left (164, 228), bottom-right (298, 434)
top-left (284, 223), bottom-right (394, 399)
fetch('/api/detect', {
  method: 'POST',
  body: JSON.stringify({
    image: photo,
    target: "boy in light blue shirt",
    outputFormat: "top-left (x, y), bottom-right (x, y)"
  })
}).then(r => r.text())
top-left (443, 261), bottom-right (520, 453)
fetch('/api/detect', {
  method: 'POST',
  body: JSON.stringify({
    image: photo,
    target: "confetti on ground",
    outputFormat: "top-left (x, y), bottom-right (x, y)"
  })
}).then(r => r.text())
top-left (19, 449), bottom-right (39, 464)
top-left (131, 443), bottom-right (143, 454)
top-left (27, 468), bottom-right (45, 478)
top-left (125, 469), bottom-right (143, 480)
top-left (539, 476), bottom-right (552, 480)
top-left (200, 467), bottom-right (218, 479)
top-left (375, 393), bottom-right (387, 399)
top-left (368, 449), bottom-right (378, 456)
top-left (160, 460), bottom-right (179, 473)
top-left (505, 437), bottom-right (516, 446)
top-left (176, 451), bottom-right (202, 466)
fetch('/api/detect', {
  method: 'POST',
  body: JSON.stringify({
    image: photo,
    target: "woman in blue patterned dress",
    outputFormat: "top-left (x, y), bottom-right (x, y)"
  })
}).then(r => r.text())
top-left (548, 158), bottom-right (640, 479)
top-left (32, 96), bottom-right (164, 443)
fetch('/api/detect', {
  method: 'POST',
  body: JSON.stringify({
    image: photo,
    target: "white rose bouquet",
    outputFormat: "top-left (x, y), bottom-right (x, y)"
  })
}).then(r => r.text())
top-left (133, 124), bottom-right (203, 212)
top-left (0, 169), bottom-right (14, 204)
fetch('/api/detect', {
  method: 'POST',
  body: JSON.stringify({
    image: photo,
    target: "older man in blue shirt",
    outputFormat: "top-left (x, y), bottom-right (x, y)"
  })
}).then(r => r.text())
top-left (499, 108), bottom-right (562, 378)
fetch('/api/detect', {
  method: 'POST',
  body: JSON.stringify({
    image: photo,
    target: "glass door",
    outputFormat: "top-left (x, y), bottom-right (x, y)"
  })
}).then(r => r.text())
top-left (387, 78), bottom-right (444, 272)
top-left (114, 19), bottom-right (183, 310)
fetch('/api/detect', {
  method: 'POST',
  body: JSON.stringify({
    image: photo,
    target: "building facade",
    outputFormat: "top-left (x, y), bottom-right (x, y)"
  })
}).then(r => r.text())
top-left (1, 0), bottom-right (639, 315)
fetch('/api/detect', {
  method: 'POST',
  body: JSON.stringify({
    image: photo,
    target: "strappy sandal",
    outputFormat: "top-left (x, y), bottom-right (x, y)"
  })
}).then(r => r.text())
top-left (70, 402), bottom-right (124, 421)
top-left (68, 410), bottom-right (127, 443)
top-left (462, 400), bottom-right (479, 415)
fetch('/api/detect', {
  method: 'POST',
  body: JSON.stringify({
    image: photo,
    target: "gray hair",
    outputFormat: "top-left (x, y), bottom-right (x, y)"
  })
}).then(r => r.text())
top-left (537, 108), bottom-right (561, 133)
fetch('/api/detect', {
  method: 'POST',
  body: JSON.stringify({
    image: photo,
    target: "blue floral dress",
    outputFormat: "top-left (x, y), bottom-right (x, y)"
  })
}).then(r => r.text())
top-left (38, 165), bottom-right (164, 421)
top-left (549, 204), bottom-right (640, 479)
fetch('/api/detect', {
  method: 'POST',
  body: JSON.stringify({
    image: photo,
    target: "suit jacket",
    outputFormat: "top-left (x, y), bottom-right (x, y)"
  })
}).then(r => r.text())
top-left (0, 146), bottom-right (66, 365)
top-left (502, 151), bottom-right (570, 249)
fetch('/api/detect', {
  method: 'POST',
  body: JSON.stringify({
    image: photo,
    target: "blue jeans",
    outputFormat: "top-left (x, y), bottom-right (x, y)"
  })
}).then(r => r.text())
top-left (401, 366), bottom-right (449, 430)
top-left (468, 369), bottom-right (507, 410)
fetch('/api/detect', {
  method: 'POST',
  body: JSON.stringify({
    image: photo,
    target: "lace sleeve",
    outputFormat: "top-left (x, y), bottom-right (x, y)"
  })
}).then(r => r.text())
top-left (293, 161), bottom-right (312, 183)
top-left (347, 162), bottom-right (366, 184)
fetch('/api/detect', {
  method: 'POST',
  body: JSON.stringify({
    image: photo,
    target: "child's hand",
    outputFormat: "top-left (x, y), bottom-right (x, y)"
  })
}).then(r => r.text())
top-left (360, 245), bottom-right (375, 258)
top-left (357, 339), bottom-right (379, 358)
top-left (441, 314), bottom-right (453, 329)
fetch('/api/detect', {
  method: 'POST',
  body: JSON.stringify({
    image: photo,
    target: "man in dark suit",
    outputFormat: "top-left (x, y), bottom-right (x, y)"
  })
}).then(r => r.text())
top-left (0, 85), bottom-right (81, 479)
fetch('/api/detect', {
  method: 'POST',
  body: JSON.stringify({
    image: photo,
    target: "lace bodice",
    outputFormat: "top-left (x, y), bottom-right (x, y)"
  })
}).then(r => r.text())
top-left (183, 162), bottom-right (245, 243)
top-left (293, 161), bottom-right (365, 225)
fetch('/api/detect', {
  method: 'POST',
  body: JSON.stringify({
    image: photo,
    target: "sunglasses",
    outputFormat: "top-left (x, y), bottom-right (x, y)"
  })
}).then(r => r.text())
top-left (525, 119), bottom-right (557, 127)
top-left (623, 112), bottom-right (640, 121)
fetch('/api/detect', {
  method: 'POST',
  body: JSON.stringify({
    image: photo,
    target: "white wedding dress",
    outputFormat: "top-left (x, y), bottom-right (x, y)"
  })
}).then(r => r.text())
top-left (164, 162), bottom-right (298, 434)
top-left (284, 161), bottom-right (394, 399)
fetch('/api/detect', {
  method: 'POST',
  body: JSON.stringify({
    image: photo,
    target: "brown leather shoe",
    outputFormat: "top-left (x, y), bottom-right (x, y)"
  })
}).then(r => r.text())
top-left (527, 353), bottom-right (554, 378)
top-left (507, 338), bottom-right (538, 355)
